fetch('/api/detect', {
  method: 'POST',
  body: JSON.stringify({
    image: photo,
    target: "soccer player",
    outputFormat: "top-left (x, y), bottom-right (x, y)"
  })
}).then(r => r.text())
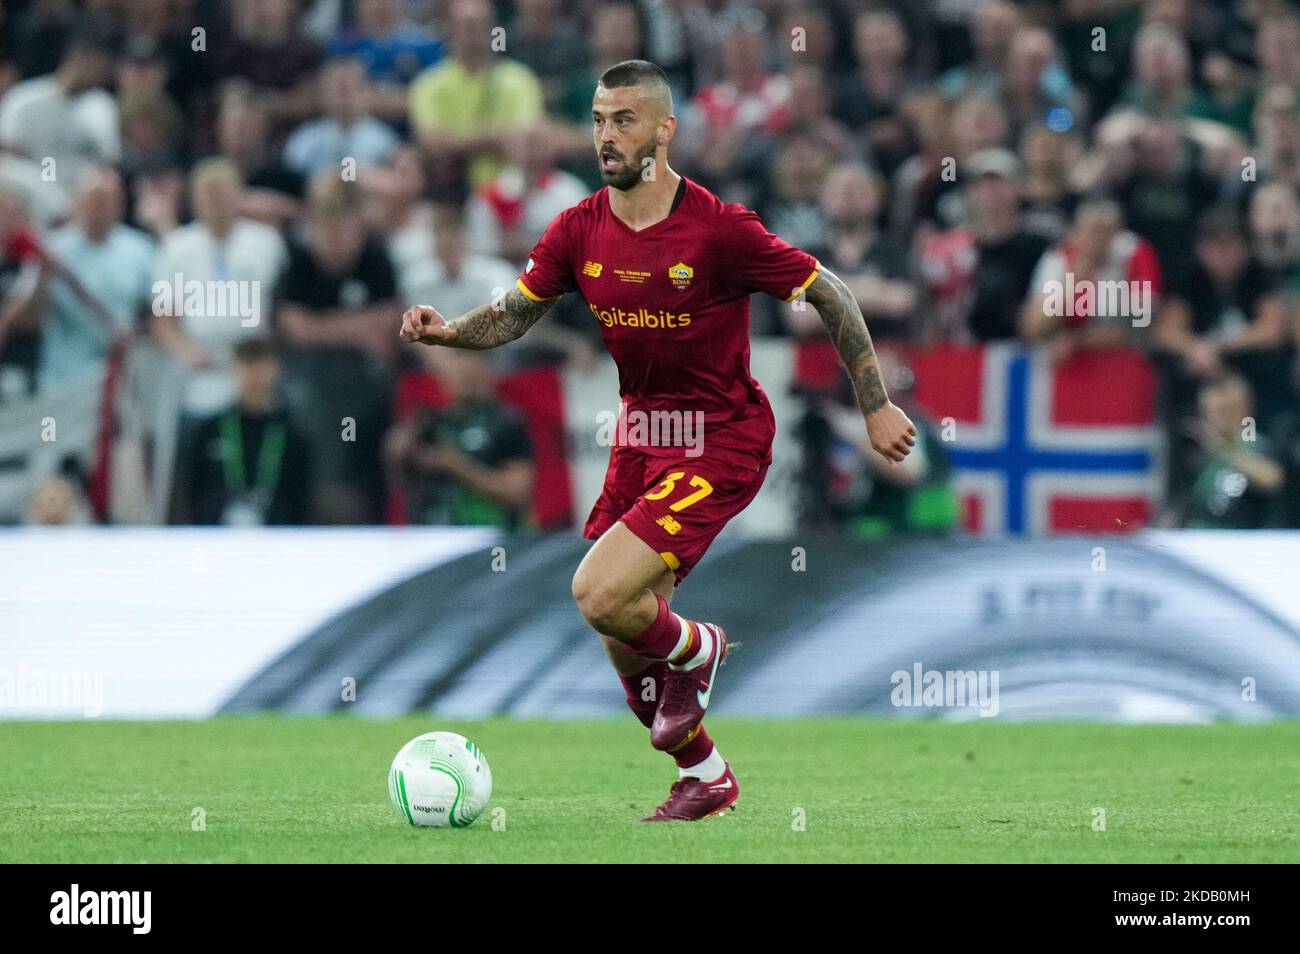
top-left (400, 60), bottom-right (916, 821)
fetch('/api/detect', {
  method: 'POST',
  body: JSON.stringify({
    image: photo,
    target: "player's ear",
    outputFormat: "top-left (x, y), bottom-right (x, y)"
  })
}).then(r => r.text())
top-left (657, 115), bottom-right (677, 146)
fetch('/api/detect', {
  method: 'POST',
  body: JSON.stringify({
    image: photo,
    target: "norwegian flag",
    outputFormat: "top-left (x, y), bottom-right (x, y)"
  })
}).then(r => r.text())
top-left (909, 343), bottom-right (1160, 535)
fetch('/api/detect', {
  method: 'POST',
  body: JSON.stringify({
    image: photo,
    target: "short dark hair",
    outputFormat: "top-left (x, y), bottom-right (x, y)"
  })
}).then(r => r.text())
top-left (63, 28), bottom-right (117, 61)
top-left (598, 59), bottom-right (670, 93)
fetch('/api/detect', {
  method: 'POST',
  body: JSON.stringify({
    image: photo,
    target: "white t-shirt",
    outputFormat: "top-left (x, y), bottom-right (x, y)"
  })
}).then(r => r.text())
top-left (400, 252), bottom-right (518, 322)
top-left (465, 168), bottom-right (590, 261)
top-left (154, 218), bottom-right (288, 358)
top-left (0, 77), bottom-right (120, 185)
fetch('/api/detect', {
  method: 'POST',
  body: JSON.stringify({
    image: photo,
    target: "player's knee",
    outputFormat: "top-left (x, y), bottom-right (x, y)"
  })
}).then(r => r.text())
top-left (571, 572), bottom-right (627, 633)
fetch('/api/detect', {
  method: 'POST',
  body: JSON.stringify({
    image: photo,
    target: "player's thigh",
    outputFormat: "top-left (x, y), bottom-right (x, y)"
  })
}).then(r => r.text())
top-left (572, 519), bottom-right (675, 619)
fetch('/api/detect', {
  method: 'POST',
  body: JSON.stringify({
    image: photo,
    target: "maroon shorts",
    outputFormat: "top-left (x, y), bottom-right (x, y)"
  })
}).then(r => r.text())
top-left (582, 447), bottom-right (769, 584)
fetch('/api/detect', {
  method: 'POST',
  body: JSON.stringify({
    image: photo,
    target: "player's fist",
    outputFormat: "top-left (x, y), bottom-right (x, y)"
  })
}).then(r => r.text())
top-left (865, 401), bottom-right (917, 463)
top-left (400, 305), bottom-right (457, 345)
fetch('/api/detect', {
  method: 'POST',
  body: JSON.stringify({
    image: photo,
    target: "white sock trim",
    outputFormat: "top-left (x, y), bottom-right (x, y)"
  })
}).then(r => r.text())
top-left (670, 620), bottom-right (715, 671)
top-left (665, 614), bottom-right (690, 663)
top-left (678, 746), bottom-right (725, 782)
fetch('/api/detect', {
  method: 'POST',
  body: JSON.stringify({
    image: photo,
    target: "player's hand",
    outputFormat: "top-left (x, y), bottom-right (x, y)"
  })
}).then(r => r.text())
top-left (865, 401), bottom-right (917, 463)
top-left (400, 305), bottom-right (457, 345)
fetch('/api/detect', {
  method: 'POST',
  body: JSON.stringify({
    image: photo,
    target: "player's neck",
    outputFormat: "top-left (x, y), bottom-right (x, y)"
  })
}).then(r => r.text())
top-left (607, 166), bottom-right (682, 232)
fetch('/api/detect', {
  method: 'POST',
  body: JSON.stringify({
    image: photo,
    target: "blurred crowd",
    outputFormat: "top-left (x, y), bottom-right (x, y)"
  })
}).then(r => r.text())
top-left (3, 0), bottom-right (1300, 532)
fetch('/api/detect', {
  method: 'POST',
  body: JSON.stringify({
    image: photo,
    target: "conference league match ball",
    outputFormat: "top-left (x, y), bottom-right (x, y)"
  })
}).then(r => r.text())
top-left (388, 731), bottom-right (493, 828)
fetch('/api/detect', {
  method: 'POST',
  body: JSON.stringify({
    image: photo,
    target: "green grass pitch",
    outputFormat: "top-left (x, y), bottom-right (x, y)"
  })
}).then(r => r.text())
top-left (2, 717), bottom-right (1297, 863)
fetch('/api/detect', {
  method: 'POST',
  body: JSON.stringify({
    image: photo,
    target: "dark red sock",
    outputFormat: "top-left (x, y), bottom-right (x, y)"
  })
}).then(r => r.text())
top-left (618, 661), bottom-right (666, 729)
top-left (671, 724), bottom-right (715, 768)
top-left (624, 592), bottom-right (685, 659)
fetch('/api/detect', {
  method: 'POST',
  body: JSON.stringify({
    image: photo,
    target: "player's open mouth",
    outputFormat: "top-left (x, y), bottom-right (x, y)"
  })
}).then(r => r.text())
top-left (601, 152), bottom-right (621, 171)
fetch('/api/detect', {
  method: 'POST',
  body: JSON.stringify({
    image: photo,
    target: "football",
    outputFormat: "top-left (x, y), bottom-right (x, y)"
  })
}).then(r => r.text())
top-left (388, 731), bottom-right (493, 828)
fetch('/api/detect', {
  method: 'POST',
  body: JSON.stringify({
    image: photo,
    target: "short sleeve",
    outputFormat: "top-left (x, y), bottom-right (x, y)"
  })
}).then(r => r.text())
top-left (516, 211), bottom-right (575, 302)
top-left (719, 207), bottom-right (820, 301)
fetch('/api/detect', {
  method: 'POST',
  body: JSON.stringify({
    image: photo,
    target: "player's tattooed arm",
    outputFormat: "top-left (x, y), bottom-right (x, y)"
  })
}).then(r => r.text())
top-left (399, 287), bottom-right (556, 349)
top-left (804, 267), bottom-right (918, 463)
top-left (804, 268), bottom-right (889, 413)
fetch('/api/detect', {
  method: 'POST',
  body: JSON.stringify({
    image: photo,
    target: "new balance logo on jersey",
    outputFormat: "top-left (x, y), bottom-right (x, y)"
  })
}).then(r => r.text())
top-left (582, 261), bottom-right (603, 277)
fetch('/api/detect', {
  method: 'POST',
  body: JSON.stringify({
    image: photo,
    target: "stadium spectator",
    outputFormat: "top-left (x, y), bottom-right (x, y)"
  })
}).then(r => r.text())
top-left (676, 0), bottom-right (762, 95)
top-left (26, 461), bottom-right (93, 526)
top-left (409, 0), bottom-right (544, 191)
top-left (1095, 117), bottom-right (1223, 289)
top-left (888, 90), bottom-right (952, 242)
top-left (118, 88), bottom-right (186, 179)
top-left (506, 0), bottom-right (589, 113)
top-left (1018, 124), bottom-right (1082, 242)
top-left (0, 30), bottom-right (119, 188)
top-left (831, 9), bottom-right (919, 177)
top-left (938, 0), bottom-right (1022, 102)
top-left (1187, 46), bottom-right (1256, 138)
top-left (1156, 206), bottom-right (1292, 492)
top-left (771, 2), bottom-right (837, 77)
top-left (364, 143), bottom-right (437, 283)
top-left (1254, 10), bottom-right (1300, 90)
top-left (917, 91), bottom-right (1010, 236)
top-left (283, 57), bottom-right (400, 177)
top-left (276, 174), bottom-right (397, 523)
top-left (790, 162), bottom-right (915, 344)
top-left (1113, 23), bottom-right (1195, 121)
top-left (172, 337), bottom-right (311, 526)
top-left (325, 0), bottom-right (444, 123)
top-left (755, 136), bottom-right (834, 261)
top-left (920, 147), bottom-right (1050, 343)
top-left (39, 166), bottom-right (155, 391)
top-left (552, 0), bottom-right (647, 189)
top-left (765, 64), bottom-right (862, 175)
top-left (113, 3), bottom-right (213, 127)
top-left (1250, 84), bottom-right (1300, 195)
top-left (213, 0), bottom-right (323, 128)
top-left (1173, 373), bottom-right (1284, 529)
top-left (1248, 180), bottom-right (1300, 292)
top-left (385, 346), bottom-right (535, 529)
top-left (151, 158), bottom-right (288, 415)
top-left (213, 83), bottom-right (304, 230)
top-left (1156, 207), bottom-right (1289, 411)
top-left (464, 126), bottom-right (589, 266)
top-left (678, 16), bottom-right (790, 188)
top-left (1000, 26), bottom-right (1079, 142)
top-left (115, 36), bottom-right (171, 104)
top-left (1021, 198), bottom-right (1163, 361)
top-left (6, 0), bottom-right (83, 81)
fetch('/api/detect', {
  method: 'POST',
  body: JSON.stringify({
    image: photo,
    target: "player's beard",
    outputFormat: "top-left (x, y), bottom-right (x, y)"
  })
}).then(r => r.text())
top-left (599, 139), bottom-right (658, 191)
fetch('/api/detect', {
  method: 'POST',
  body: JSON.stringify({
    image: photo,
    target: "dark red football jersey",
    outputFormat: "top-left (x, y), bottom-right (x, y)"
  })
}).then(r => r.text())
top-left (516, 177), bottom-right (819, 466)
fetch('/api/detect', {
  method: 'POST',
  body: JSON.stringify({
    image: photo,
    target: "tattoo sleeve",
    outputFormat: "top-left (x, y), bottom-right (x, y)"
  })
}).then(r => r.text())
top-left (803, 268), bottom-right (889, 413)
top-left (444, 286), bottom-right (557, 349)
